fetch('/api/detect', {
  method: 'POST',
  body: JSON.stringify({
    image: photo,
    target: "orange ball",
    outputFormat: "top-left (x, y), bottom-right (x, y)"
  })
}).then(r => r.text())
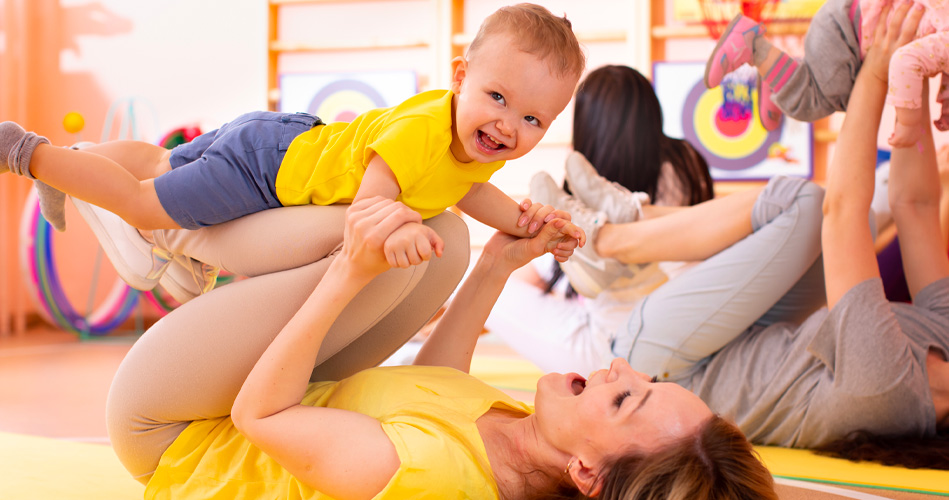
top-left (63, 112), bottom-right (85, 134)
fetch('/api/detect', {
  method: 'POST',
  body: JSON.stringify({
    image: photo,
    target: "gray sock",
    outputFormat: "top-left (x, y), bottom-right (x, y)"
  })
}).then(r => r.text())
top-left (0, 122), bottom-right (67, 231)
top-left (36, 180), bottom-right (67, 231)
top-left (0, 121), bottom-right (28, 174)
top-left (1, 122), bottom-right (50, 178)
top-left (752, 35), bottom-right (773, 67)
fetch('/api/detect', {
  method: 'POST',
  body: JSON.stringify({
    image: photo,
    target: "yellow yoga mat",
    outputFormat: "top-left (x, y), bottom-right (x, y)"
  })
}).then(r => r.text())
top-left (0, 431), bottom-right (144, 499)
top-left (470, 355), bottom-right (949, 496)
top-left (758, 446), bottom-right (949, 496)
top-left (5, 354), bottom-right (947, 498)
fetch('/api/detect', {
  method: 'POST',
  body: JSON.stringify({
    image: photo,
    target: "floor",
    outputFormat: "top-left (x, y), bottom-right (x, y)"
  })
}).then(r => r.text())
top-left (0, 325), bottom-right (531, 443)
top-left (0, 325), bottom-right (940, 500)
top-left (0, 328), bottom-right (132, 442)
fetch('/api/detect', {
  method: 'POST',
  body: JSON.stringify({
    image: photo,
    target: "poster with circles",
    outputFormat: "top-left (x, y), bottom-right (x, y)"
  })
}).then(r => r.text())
top-left (279, 71), bottom-right (418, 123)
top-left (654, 62), bottom-right (812, 181)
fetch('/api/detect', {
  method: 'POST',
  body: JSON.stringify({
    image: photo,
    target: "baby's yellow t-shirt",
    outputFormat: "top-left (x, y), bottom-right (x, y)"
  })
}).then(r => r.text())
top-left (145, 365), bottom-right (533, 499)
top-left (276, 89), bottom-right (505, 219)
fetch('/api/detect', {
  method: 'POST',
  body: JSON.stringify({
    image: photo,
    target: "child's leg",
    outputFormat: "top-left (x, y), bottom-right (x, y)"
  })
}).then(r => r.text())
top-left (703, 14), bottom-right (768, 89)
top-left (766, 0), bottom-right (863, 122)
top-left (106, 208), bottom-right (469, 484)
top-left (28, 142), bottom-right (178, 228)
top-left (886, 32), bottom-right (949, 148)
top-left (890, 106), bottom-right (926, 149)
top-left (81, 140), bottom-right (172, 180)
top-left (0, 121), bottom-right (47, 175)
top-left (0, 123), bottom-right (68, 230)
top-left (886, 34), bottom-right (949, 147)
top-left (1, 123), bottom-right (176, 230)
top-left (613, 177), bottom-right (824, 381)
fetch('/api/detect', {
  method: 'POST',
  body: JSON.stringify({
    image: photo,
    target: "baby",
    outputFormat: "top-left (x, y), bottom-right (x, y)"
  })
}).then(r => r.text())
top-left (1, 3), bottom-right (586, 293)
top-left (705, 0), bottom-right (944, 149)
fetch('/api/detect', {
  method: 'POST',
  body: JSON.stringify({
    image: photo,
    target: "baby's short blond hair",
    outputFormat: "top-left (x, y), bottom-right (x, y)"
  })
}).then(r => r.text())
top-left (467, 3), bottom-right (585, 80)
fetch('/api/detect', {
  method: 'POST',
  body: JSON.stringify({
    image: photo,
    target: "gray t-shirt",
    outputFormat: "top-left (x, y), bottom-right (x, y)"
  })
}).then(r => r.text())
top-left (683, 277), bottom-right (949, 448)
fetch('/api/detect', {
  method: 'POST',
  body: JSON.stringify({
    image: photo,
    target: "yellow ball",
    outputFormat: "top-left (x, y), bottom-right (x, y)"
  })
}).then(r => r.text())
top-left (63, 112), bottom-right (85, 134)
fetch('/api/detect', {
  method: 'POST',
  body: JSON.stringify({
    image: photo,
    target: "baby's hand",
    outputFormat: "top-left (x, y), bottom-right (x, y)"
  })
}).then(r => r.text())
top-left (545, 219), bottom-right (586, 263)
top-left (383, 221), bottom-right (444, 268)
top-left (517, 199), bottom-right (572, 236)
top-left (888, 118), bottom-right (924, 149)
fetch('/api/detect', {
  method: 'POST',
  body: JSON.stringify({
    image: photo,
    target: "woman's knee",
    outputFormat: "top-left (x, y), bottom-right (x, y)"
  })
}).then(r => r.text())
top-left (425, 210), bottom-right (470, 269)
top-left (752, 176), bottom-right (824, 230)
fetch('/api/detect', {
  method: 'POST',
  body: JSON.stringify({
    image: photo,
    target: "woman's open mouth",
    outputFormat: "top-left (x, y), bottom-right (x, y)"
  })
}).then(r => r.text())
top-left (569, 374), bottom-right (586, 395)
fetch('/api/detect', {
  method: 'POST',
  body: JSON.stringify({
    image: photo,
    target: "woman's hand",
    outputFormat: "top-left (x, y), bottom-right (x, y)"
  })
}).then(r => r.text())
top-left (336, 197), bottom-right (425, 280)
top-left (863, 0), bottom-right (924, 85)
top-left (481, 218), bottom-right (579, 275)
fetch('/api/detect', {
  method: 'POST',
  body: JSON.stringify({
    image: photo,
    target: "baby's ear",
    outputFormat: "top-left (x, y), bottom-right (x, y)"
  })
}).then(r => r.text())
top-left (450, 56), bottom-right (468, 93)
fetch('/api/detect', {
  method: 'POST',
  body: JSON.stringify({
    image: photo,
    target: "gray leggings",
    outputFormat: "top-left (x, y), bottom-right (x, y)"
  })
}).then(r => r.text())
top-left (106, 206), bottom-right (469, 484)
top-left (772, 0), bottom-right (862, 121)
top-left (614, 177), bottom-right (827, 380)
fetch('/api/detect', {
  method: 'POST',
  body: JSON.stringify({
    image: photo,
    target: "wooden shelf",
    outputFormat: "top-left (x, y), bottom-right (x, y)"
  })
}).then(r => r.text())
top-left (270, 38), bottom-right (430, 53)
top-left (267, 0), bottom-right (453, 110)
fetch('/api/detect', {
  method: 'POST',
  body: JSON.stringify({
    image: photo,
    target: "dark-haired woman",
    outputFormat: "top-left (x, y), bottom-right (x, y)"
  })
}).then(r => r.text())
top-left (485, 65), bottom-right (715, 375)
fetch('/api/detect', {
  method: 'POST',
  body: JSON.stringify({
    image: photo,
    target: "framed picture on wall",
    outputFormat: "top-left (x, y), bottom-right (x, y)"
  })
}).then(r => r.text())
top-left (653, 61), bottom-right (813, 181)
top-left (279, 71), bottom-right (418, 122)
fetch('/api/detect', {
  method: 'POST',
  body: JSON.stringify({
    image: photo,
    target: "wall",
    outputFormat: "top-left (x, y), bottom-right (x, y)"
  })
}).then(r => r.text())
top-left (13, 1), bottom-right (926, 336)
top-left (0, 0), bottom-right (266, 335)
top-left (0, 0), bottom-right (647, 335)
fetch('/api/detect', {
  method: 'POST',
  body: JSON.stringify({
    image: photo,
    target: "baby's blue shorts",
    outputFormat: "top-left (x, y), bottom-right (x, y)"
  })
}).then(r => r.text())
top-left (156, 111), bottom-right (323, 230)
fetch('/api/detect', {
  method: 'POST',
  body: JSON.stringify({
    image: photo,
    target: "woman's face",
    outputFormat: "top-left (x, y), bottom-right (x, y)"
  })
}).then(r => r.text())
top-left (534, 358), bottom-right (712, 462)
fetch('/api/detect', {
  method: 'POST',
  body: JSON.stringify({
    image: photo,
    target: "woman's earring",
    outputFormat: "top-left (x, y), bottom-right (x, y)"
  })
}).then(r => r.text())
top-left (564, 458), bottom-right (576, 475)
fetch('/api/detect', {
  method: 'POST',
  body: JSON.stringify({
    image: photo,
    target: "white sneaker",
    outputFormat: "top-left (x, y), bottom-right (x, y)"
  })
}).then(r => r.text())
top-left (529, 171), bottom-right (634, 298)
top-left (158, 255), bottom-right (219, 304)
top-left (564, 151), bottom-right (650, 224)
top-left (564, 152), bottom-right (671, 297)
top-left (71, 197), bottom-right (172, 291)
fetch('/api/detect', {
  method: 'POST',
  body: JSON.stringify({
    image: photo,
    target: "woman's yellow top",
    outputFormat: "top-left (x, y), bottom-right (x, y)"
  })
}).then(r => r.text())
top-left (145, 365), bottom-right (533, 499)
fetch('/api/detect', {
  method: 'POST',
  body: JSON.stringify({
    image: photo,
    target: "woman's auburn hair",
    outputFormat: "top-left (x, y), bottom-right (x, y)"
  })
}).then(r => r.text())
top-left (601, 415), bottom-right (777, 500)
top-left (541, 415), bottom-right (777, 500)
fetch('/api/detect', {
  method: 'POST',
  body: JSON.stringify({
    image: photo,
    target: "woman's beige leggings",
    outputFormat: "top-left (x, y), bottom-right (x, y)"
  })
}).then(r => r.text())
top-left (105, 205), bottom-right (469, 484)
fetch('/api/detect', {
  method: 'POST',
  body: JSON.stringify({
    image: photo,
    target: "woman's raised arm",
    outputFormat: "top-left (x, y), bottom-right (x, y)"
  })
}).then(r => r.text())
top-left (822, 1), bottom-right (924, 308)
top-left (230, 197), bottom-right (431, 499)
top-left (888, 88), bottom-right (949, 296)
top-left (413, 219), bottom-right (578, 371)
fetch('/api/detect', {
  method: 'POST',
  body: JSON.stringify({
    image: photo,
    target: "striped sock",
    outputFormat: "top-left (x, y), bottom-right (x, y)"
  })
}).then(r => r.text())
top-left (763, 53), bottom-right (799, 94)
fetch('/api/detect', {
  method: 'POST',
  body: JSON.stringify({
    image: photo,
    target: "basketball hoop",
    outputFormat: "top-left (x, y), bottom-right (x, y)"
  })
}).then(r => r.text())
top-left (698, 0), bottom-right (779, 40)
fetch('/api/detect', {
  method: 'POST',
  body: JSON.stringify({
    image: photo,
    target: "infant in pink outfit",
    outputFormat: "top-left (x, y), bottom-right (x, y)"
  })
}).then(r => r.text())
top-left (863, 0), bottom-right (949, 147)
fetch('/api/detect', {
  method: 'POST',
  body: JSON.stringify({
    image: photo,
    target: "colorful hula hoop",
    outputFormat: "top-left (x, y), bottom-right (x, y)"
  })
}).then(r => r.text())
top-left (18, 100), bottom-right (211, 335)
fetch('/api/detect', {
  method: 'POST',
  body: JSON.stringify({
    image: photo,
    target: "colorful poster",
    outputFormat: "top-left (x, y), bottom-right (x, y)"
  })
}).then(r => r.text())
top-left (279, 71), bottom-right (418, 122)
top-left (654, 61), bottom-right (812, 181)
